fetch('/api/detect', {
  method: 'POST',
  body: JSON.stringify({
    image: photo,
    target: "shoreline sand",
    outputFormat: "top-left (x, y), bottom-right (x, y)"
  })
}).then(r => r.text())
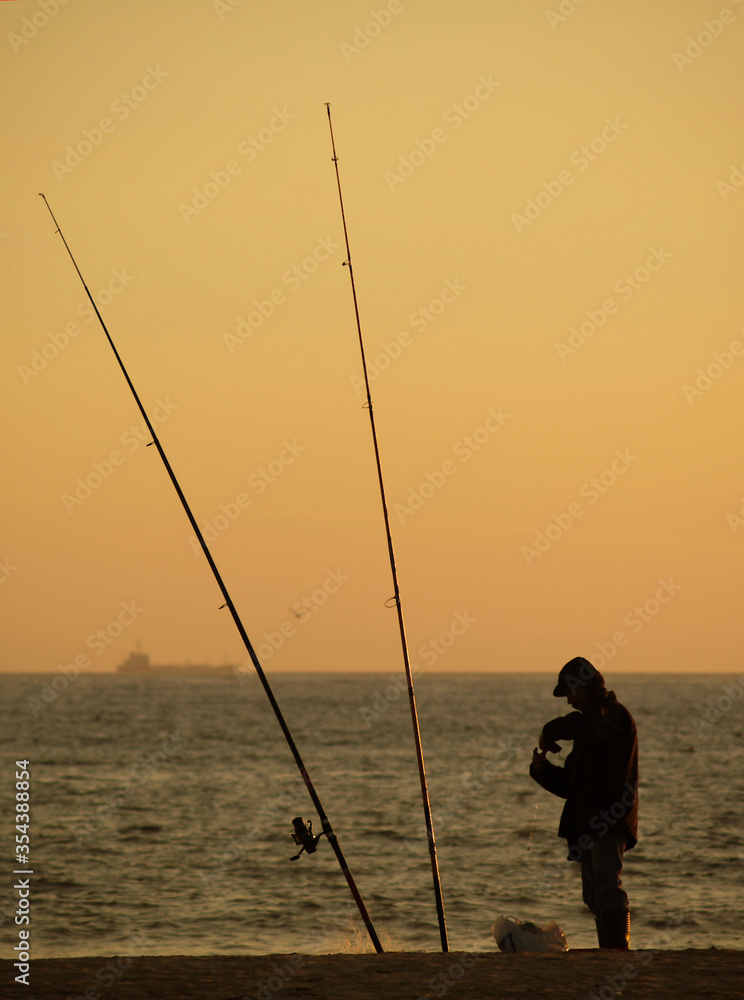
top-left (2, 949), bottom-right (742, 1000)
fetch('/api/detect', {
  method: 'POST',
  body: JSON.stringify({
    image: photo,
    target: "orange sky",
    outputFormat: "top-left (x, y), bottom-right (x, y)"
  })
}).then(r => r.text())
top-left (2, 0), bottom-right (743, 674)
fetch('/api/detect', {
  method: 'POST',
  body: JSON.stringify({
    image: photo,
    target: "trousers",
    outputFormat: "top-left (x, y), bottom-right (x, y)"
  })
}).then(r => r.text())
top-left (580, 830), bottom-right (629, 916)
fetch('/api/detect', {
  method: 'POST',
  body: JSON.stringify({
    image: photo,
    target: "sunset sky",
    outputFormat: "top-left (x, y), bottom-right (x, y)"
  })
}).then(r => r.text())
top-left (2, 0), bottom-right (743, 675)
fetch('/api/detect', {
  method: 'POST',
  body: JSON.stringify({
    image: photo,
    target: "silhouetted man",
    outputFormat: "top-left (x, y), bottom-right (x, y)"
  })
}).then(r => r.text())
top-left (530, 657), bottom-right (638, 949)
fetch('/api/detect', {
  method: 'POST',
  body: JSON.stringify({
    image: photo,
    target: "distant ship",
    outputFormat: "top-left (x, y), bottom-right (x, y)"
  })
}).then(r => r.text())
top-left (116, 650), bottom-right (236, 678)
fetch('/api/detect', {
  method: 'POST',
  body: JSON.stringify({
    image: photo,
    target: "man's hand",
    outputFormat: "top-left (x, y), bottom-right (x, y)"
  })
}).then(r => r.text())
top-left (539, 733), bottom-right (561, 753)
top-left (531, 746), bottom-right (548, 771)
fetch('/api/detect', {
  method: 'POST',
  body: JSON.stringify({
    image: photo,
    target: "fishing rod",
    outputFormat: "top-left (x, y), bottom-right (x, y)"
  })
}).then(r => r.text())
top-left (324, 106), bottom-right (449, 952)
top-left (39, 193), bottom-right (383, 955)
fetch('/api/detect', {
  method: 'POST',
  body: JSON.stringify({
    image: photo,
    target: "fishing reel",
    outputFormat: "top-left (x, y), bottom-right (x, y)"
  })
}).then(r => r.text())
top-left (290, 816), bottom-right (323, 861)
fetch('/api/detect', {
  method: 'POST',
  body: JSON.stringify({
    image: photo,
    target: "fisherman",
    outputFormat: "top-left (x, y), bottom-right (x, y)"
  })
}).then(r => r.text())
top-left (529, 657), bottom-right (638, 949)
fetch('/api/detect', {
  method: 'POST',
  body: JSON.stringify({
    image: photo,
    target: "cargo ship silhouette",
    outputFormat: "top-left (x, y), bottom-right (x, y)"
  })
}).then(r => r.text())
top-left (116, 649), bottom-right (235, 677)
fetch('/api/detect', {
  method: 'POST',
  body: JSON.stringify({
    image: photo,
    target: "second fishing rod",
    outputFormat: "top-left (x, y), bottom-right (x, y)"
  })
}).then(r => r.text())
top-left (325, 104), bottom-right (449, 952)
top-left (39, 192), bottom-right (383, 955)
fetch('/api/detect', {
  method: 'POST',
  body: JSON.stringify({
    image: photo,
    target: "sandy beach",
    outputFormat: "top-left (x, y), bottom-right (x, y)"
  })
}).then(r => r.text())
top-left (2, 949), bottom-right (742, 1000)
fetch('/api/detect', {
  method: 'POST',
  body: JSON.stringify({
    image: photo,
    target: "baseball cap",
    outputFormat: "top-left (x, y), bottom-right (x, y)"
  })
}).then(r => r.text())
top-left (553, 656), bottom-right (605, 697)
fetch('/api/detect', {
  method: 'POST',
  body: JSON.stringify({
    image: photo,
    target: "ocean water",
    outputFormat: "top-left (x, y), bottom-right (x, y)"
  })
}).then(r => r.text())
top-left (1, 671), bottom-right (742, 958)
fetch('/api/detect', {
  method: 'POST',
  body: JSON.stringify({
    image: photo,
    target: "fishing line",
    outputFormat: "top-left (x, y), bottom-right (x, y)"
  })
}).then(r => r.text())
top-left (324, 105), bottom-right (449, 952)
top-left (39, 192), bottom-right (383, 955)
top-left (527, 803), bottom-right (539, 852)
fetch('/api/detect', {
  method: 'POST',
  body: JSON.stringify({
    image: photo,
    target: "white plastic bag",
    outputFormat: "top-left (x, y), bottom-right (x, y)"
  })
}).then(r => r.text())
top-left (491, 915), bottom-right (568, 953)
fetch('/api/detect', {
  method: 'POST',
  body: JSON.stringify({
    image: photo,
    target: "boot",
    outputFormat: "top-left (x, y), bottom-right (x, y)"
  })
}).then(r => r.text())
top-left (600, 910), bottom-right (630, 950)
top-left (594, 917), bottom-right (606, 948)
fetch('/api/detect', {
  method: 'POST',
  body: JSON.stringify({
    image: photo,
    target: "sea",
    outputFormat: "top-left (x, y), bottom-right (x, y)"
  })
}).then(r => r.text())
top-left (1, 671), bottom-right (742, 958)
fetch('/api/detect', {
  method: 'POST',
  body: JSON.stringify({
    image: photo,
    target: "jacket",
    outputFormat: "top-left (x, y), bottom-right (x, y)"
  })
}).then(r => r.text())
top-left (529, 689), bottom-right (638, 857)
